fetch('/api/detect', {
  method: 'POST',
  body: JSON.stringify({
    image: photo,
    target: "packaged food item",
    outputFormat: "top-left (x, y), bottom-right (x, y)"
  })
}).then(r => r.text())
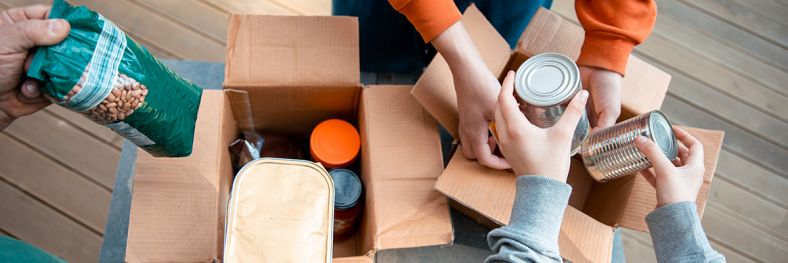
top-left (259, 133), bottom-right (307, 159)
top-left (225, 158), bottom-right (334, 263)
top-left (310, 119), bottom-right (360, 168)
top-left (228, 131), bottom-right (264, 173)
top-left (27, 0), bottom-right (202, 157)
top-left (512, 53), bottom-right (590, 155)
top-left (330, 169), bottom-right (363, 241)
top-left (580, 110), bottom-right (678, 182)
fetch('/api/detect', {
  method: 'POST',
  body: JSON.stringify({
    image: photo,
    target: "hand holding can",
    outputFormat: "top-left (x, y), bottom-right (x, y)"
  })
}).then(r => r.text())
top-left (635, 127), bottom-right (705, 208)
top-left (513, 53), bottom-right (591, 155)
top-left (580, 111), bottom-right (679, 182)
top-left (493, 70), bottom-right (588, 182)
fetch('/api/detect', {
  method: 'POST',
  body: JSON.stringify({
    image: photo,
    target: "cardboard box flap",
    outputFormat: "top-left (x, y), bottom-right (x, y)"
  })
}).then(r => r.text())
top-left (225, 89), bottom-right (255, 131)
top-left (617, 126), bottom-right (724, 231)
top-left (334, 255), bottom-right (374, 263)
top-left (411, 5), bottom-right (511, 137)
top-left (434, 151), bottom-right (614, 263)
top-left (517, 8), bottom-right (671, 119)
top-left (435, 151), bottom-right (515, 225)
top-left (559, 207), bottom-right (614, 263)
top-left (126, 90), bottom-right (238, 262)
top-left (225, 14), bottom-right (360, 87)
top-left (360, 86), bottom-right (453, 251)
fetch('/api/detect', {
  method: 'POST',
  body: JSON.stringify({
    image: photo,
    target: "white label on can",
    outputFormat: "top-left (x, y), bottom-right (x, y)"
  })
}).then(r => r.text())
top-left (105, 122), bottom-right (155, 146)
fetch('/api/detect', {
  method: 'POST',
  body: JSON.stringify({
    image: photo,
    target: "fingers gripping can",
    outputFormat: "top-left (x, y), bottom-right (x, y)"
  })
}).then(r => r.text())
top-left (580, 110), bottom-right (678, 182)
top-left (514, 53), bottom-right (590, 155)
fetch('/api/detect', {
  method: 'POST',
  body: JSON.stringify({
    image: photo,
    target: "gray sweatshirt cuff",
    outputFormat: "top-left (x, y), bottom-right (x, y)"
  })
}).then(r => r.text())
top-left (506, 176), bottom-right (572, 241)
top-left (646, 201), bottom-right (726, 263)
top-left (485, 176), bottom-right (571, 262)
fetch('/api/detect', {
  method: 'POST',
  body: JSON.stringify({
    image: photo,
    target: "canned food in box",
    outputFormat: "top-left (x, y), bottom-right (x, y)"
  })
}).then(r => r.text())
top-left (330, 168), bottom-right (363, 240)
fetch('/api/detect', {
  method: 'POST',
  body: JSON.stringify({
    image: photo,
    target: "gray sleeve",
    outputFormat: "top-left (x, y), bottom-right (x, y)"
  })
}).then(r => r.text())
top-left (646, 201), bottom-right (726, 263)
top-left (485, 176), bottom-right (572, 263)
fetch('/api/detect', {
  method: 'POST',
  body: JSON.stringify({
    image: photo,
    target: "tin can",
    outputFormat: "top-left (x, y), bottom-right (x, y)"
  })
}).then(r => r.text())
top-left (514, 53), bottom-right (590, 155)
top-left (580, 110), bottom-right (678, 182)
top-left (330, 168), bottom-right (363, 240)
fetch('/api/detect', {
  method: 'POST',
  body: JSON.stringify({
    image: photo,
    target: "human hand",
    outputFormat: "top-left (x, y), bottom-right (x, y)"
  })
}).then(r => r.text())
top-left (580, 66), bottom-right (622, 129)
top-left (494, 70), bottom-right (588, 182)
top-left (433, 22), bottom-right (509, 169)
top-left (0, 4), bottom-right (70, 131)
top-left (635, 127), bottom-right (705, 208)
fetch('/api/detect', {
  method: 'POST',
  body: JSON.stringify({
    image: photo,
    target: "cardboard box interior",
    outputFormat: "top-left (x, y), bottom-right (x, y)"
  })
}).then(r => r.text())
top-left (126, 14), bottom-right (453, 263)
top-left (411, 6), bottom-right (725, 263)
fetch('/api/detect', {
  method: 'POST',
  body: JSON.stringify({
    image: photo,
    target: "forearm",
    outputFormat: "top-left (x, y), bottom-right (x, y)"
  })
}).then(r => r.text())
top-left (485, 176), bottom-right (571, 263)
top-left (431, 22), bottom-right (490, 91)
top-left (646, 202), bottom-right (726, 263)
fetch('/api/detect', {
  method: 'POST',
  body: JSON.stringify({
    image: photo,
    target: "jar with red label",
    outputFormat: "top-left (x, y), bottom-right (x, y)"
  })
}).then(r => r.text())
top-left (330, 168), bottom-right (363, 240)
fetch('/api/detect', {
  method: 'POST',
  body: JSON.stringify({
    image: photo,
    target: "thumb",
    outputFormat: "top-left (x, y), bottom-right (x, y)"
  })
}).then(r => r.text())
top-left (553, 90), bottom-right (588, 132)
top-left (635, 136), bottom-right (674, 171)
top-left (1, 19), bottom-right (69, 52)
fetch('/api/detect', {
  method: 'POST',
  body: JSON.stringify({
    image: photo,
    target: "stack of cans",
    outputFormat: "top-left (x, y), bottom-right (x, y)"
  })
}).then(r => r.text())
top-left (580, 110), bottom-right (678, 182)
top-left (514, 53), bottom-right (590, 155)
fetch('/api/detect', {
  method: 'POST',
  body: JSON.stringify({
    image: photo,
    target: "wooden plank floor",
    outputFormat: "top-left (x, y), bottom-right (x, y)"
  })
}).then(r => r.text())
top-left (0, 0), bottom-right (785, 262)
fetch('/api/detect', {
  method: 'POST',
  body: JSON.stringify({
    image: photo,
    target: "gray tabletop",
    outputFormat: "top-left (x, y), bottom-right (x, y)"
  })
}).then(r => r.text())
top-left (98, 60), bottom-right (495, 263)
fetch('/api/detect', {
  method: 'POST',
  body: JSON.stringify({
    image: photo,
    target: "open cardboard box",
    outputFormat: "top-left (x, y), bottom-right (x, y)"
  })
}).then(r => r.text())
top-left (410, 6), bottom-right (725, 263)
top-left (125, 15), bottom-right (453, 262)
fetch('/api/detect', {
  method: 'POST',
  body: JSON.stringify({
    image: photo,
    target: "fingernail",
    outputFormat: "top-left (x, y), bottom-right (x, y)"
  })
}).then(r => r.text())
top-left (635, 136), bottom-right (647, 144)
top-left (48, 20), bottom-right (64, 35)
top-left (23, 83), bottom-right (39, 97)
top-left (579, 90), bottom-right (589, 101)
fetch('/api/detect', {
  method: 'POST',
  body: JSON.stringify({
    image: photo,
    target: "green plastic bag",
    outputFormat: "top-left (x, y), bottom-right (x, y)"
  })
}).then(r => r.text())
top-left (27, 0), bottom-right (202, 157)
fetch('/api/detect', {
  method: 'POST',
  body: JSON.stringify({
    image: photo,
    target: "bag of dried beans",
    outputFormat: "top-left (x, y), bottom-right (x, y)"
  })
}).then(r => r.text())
top-left (27, 0), bottom-right (202, 157)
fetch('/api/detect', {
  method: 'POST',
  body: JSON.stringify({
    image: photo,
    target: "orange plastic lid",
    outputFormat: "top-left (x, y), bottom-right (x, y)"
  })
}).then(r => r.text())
top-left (310, 119), bottom-right (360, 168)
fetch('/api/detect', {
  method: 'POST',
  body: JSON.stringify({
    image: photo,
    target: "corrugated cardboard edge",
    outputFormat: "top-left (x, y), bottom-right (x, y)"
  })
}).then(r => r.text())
top-left (360, 86), bottom-right (454, 254)
top-left (559, 207), bottom-right (614, 263)
top-left (334, 255), bottom-right (374, 263)
top-left (517, 8), bottom-right (671, 119)
top-left (224, 89), bottom-right (254, 131)
top-left (410, 5), bottom-right (510, 138)
top-left (617, 126), bottom-right (725, 231)
top-left (434, 152), bottom-right (613, 263)
top-left (125, 90), bottom-right (237, 262)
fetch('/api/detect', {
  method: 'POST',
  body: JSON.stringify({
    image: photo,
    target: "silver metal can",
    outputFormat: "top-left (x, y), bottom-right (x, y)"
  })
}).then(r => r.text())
top-left (514, 53), bottom-right (590, 155)
top-left (580, 110), bottom-right (678, 182)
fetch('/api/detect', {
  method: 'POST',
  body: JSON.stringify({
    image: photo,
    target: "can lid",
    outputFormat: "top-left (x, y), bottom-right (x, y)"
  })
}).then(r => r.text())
top-left (310, 119), bottom-right (361, 168)
top-left (330, 169), bottom-right (362, 209)
top-left (648, 111), bottom-right (678, 160)
top-left (515, 53), bottom-right (580, 107)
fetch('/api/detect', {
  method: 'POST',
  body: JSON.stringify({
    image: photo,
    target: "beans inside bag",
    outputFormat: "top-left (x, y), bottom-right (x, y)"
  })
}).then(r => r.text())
top-left (27, 0), bottom-right (202, 157)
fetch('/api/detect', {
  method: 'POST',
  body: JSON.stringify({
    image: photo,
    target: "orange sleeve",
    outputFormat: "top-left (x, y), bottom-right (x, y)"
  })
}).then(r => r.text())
top-left (575, 0), bottom-right (656, 76)
top-left (388, 0), bottom-right (462, 42)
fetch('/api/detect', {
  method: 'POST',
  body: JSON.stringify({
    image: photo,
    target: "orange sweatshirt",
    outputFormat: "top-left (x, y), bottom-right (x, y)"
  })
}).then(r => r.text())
top-left (388, 0), bottom-right (656, 76)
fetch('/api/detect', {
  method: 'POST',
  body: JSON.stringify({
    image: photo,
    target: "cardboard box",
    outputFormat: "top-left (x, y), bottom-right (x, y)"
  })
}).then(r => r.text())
top-left (410, 7), bottom-right (725, 263)
top-left (125, 15), bottom-right (453, 262)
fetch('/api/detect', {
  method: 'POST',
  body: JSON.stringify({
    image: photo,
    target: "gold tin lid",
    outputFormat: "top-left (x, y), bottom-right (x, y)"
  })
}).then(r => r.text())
top-left (224, 158), bottom-right (334, 263)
